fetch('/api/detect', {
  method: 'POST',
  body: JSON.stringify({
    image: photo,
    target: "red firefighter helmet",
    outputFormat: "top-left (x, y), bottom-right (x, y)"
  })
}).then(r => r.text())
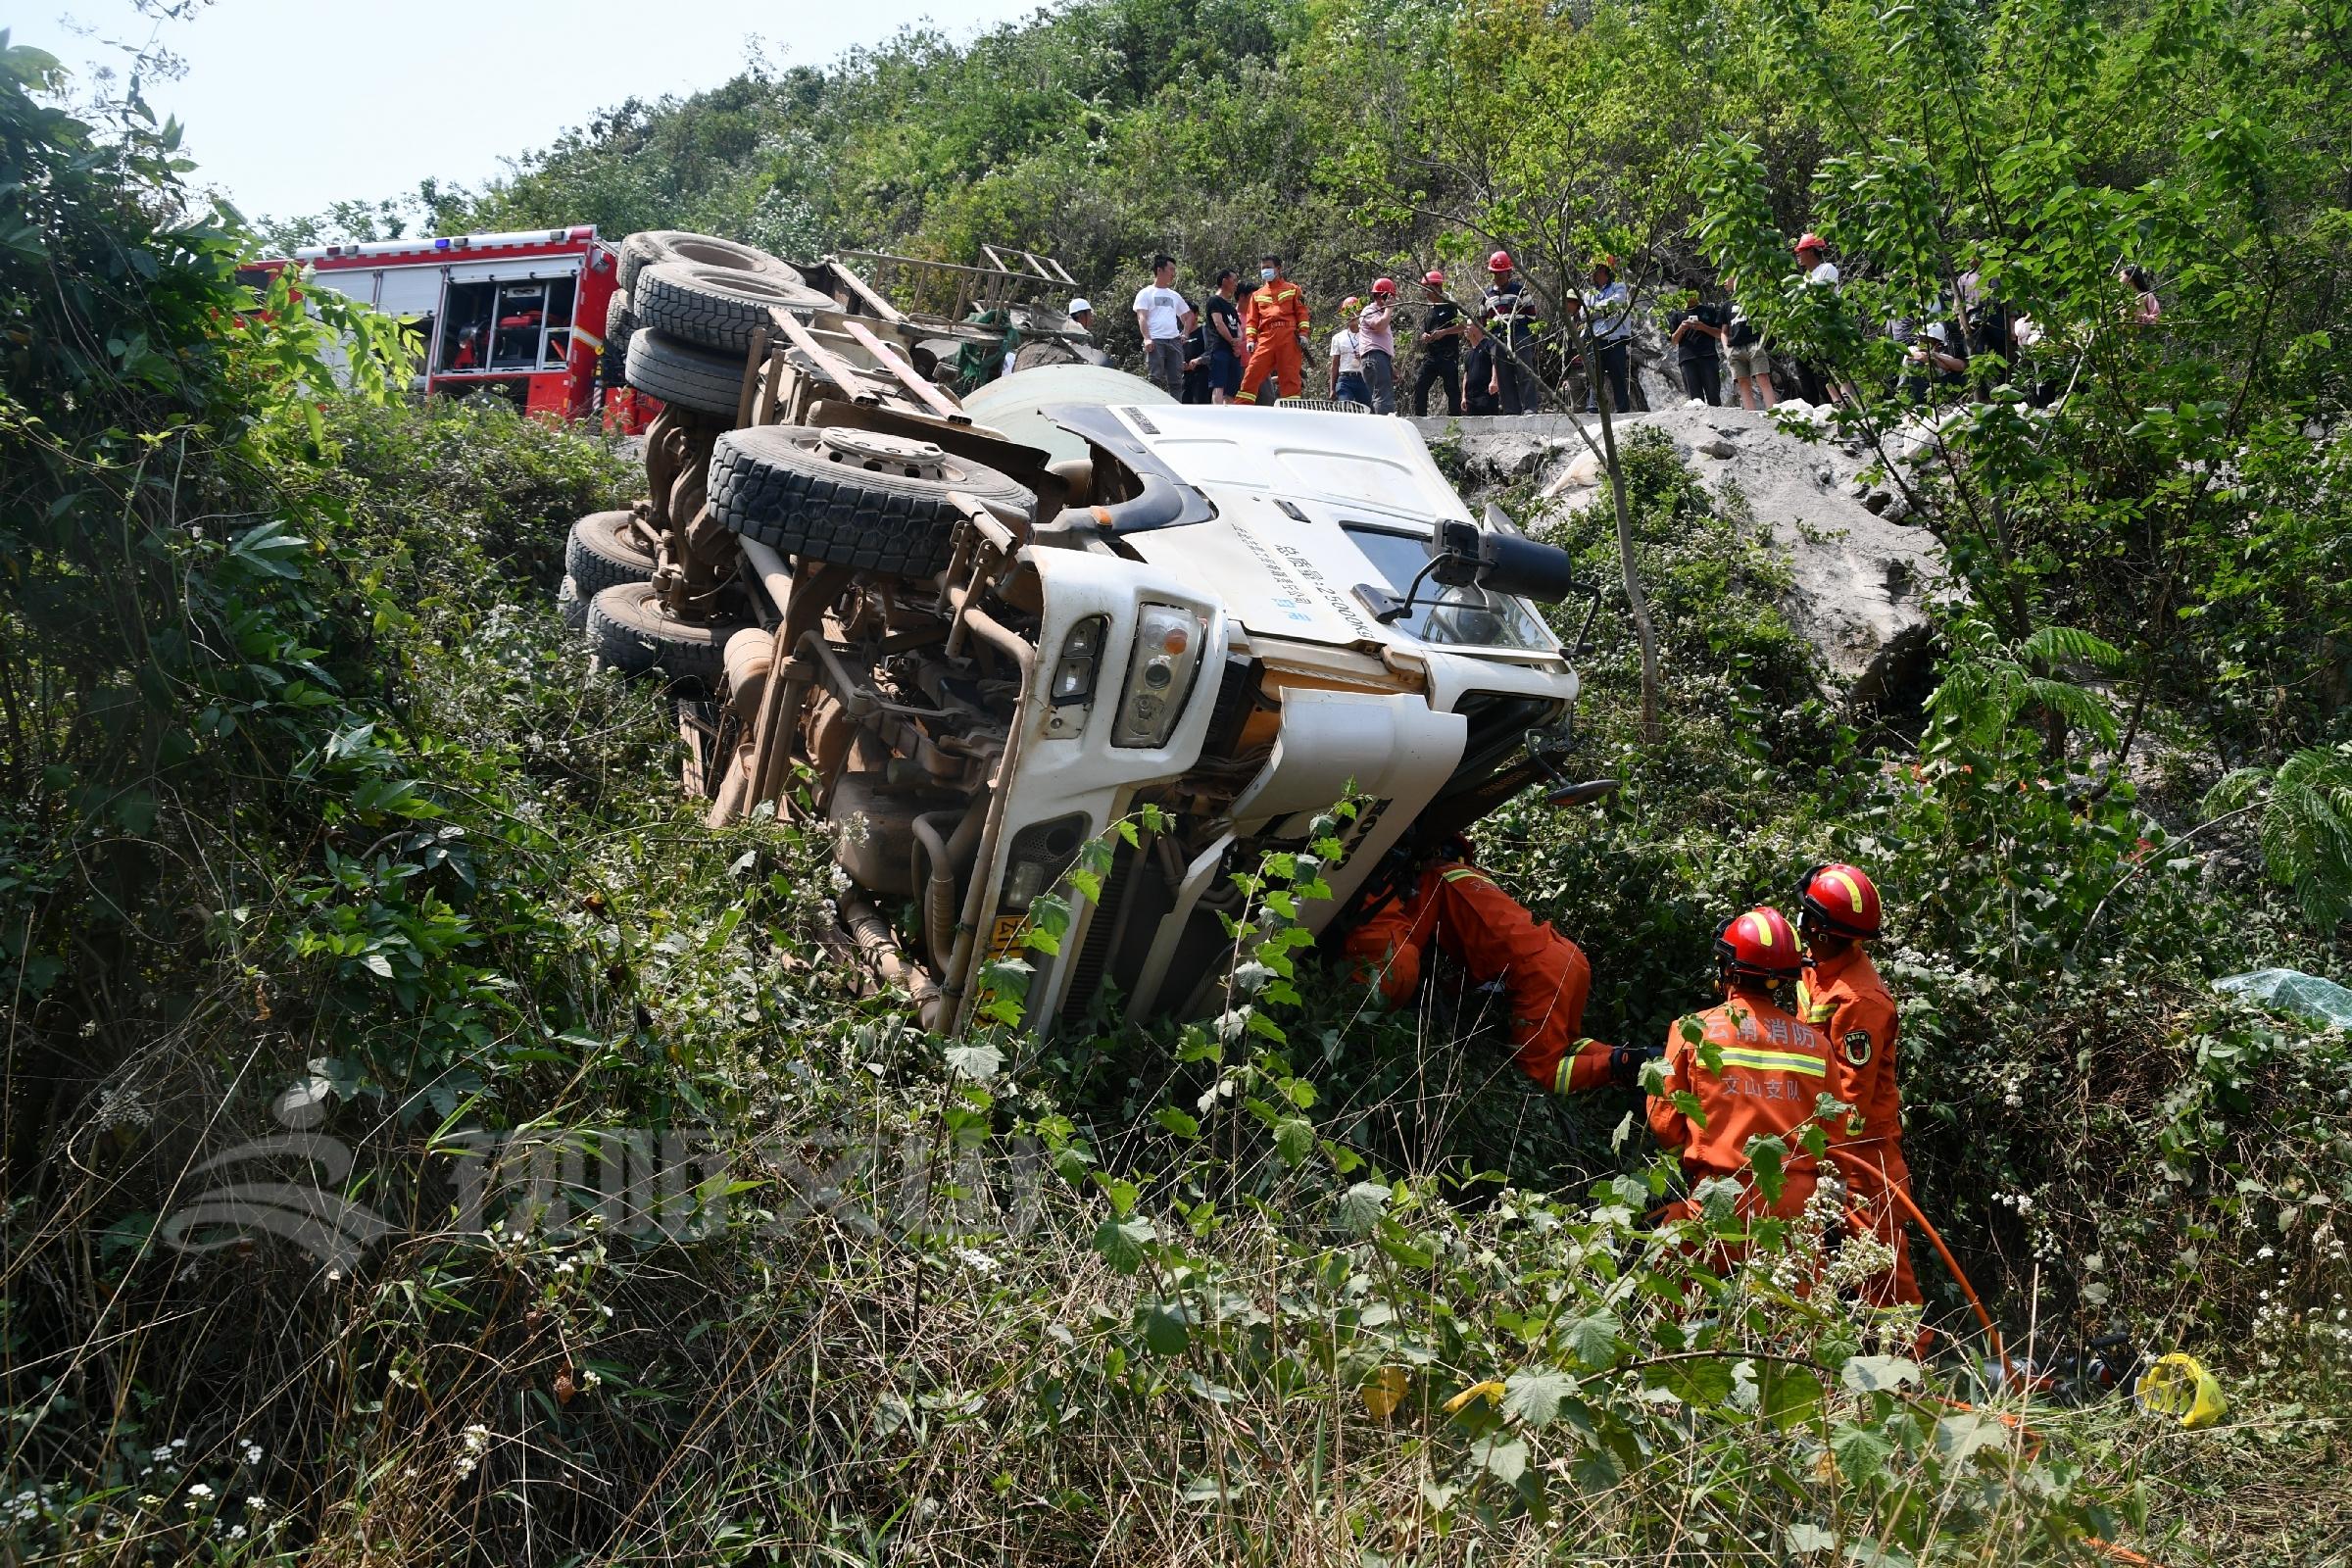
top-left (1715, 906), bottom-right (1803, 984)
top-left (1795, 232), bottom-right (1828, 256)
top-left (1371, 275), bottom-right (1397, 296)
top-left (1488, 250), bottom-right (1514, 272)
top-left (1795, 861), bottom-right (1883, 939)
top-left (1423, 269), bottom-right (1446, 286)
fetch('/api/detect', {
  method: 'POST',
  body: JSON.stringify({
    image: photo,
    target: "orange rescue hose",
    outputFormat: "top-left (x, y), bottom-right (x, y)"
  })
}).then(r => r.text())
top-left (1824, 1152), bottom-right (2167, 1568)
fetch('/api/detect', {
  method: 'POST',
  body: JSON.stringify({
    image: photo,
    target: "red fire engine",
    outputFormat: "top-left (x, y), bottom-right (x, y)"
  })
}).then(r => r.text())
top-left (260, 225), bottom-right (623, 421)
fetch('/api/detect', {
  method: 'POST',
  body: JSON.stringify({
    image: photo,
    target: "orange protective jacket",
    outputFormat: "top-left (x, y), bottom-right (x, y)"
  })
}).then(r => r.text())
top-left (1343, 861), bottom-right (1616, 1093)
top-left (1237, 280), bottom-right (1311, 403)
top-left (1798, 945), bottom-right (1919, 1305)
top-left (1647, 987), bottom-right (1832, 1222)
top-left (1242, 279), bottom-right (1311, 347)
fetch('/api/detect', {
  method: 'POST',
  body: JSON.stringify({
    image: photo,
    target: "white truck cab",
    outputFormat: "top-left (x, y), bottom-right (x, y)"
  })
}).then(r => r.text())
top-left (576, 231), bottom-right (1591, 1039)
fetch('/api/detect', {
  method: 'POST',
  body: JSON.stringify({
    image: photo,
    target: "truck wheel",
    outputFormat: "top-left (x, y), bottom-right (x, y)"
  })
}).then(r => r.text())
top-left (625, 328), bottom-right (744, 422)
top-left (709, 425), bottom-right (1038, 578)
top-left (633, 262), bottom-right (832, 356)
top-left (584, 581), bottom-right (743, 688)
top-left (617, 230), bottom-right (802, 296)
top-left (562, 511), bottom-right (657, 628)
top-left (601, 294), bottom-right (635, 391)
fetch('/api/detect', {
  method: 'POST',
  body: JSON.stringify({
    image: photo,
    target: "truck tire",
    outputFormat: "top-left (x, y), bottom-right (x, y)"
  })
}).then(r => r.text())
top-left (600, 294), bottom-right (634, 391)
top-left (617, 230), bottom-right (802, 296)
top-left (709, 425), bottom-right (1038, 578)
top-left (624, 328), bottom-right (744, 422)
top-left (633, 261), bottom-right (833, 355)
top-left (562, 511), bottom-right (657, 628)
top-left (585, 581), bottom-right (743, 688)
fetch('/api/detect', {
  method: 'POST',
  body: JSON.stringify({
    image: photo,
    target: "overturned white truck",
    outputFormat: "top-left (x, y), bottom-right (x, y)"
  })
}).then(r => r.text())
top-left (566, 232), bottom-right (1597, 1037)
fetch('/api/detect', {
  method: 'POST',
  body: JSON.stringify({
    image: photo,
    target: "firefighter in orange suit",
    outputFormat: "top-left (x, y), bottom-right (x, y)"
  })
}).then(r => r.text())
top-left (1793, 861), bottom-right (1921, 1307)
top-left (1235, 253), bottom-right (1311, 405)
top-left (1648, 906), bottom-right (1833, 1225)
top-left (1343, 858), bottom-right (1629, 1094)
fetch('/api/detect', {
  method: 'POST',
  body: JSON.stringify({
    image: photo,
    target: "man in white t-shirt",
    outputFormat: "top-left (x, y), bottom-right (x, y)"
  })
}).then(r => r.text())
top-left (1133, 255), bottom-right (1198, 399)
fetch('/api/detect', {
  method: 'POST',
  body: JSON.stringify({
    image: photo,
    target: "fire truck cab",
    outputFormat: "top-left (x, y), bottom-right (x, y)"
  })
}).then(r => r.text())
top-left (280, 225), bottom-right (621, 420)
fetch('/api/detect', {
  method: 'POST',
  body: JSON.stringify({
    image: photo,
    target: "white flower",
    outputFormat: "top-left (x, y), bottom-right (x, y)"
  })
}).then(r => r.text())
top-left (227, 1525), bottom-right (247, 1541)
top-left (184, 1483), bottom-right (215, 1506)
top-left (238, 1439), bottom-right (264, 1465)
top-left (246, 1495), bottom-right (268, 1513)
top-left (150, 1446), bottom-right (173, 1463)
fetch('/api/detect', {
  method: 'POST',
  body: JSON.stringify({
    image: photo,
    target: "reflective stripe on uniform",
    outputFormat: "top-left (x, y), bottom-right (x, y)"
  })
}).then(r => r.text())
top-left (1794, 979), bottom-right (1835, 1025)
top-left (1441, 867), bottom-right (1493, 886)
top-left (1715, 1046), bottom-right (1828, 1077)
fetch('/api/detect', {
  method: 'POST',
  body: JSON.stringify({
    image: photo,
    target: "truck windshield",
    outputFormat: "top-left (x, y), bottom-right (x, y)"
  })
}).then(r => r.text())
top-left (1345, 524), bottom-right (1555, 653)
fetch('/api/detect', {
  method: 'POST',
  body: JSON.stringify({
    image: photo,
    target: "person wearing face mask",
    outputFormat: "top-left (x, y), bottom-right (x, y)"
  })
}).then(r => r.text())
top-left (1236, 254), bottom-right (1311, 407)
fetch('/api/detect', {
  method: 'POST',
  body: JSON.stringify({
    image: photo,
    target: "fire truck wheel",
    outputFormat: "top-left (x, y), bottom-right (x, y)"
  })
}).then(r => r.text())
top-left (584, 581), bottom-right (743, 688)
top-left (633, 262), bottom-right (833, 355)
top-left (616, 230), bottom-right (803, 296)
top-left (624, 328), bottom-right (744, 422)
top-left (708, 424), bottom-right (1038, 579)
top-left (563, 511), bottom-right (658, 628)
top-left (601, 295), bottom-right (635, 391)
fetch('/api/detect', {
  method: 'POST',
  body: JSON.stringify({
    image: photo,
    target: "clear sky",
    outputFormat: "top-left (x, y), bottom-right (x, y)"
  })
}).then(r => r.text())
top-left (12, 0), bottom-right (1038, 222)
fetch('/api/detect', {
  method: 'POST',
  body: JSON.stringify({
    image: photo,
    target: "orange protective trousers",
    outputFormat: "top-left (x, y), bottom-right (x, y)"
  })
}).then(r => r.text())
top-left (1343, 862), bottom-right (1616, 1094)
top-left (1236, 335), bottom-right (1304, 403)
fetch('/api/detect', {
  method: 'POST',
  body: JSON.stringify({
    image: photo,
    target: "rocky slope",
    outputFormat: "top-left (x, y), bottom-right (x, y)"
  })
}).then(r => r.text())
top-left (1414, 403), bottom-right (1946, 708)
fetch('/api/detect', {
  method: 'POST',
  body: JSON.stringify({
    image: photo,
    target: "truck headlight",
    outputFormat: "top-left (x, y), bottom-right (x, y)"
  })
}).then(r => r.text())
top-left (1110, 602), bottom-right (1205, 749)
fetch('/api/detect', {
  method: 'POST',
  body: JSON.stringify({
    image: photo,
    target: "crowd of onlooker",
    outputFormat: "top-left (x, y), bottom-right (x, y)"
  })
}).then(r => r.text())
top-left (1068, 235), bottom-right (2161, 419)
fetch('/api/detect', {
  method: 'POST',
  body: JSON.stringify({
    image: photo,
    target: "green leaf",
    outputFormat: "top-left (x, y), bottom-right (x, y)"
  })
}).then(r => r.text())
top-left (1338, 1181), bottom-right (1390, 1233)
top-left (1838, 1355), bottom-right (1919, 1395)
top-left (1152, 1107), bottom-right (1200, 1139)
top-left (1744, 1134), bottom-right (1788, 1206)
top-left (1642, 1356), bottom-right (1738, 1408)
top-left (1561, 1311), bottom-right (1623, 1372)
top-left (1144, 1304), bottom-right (1190, 1355)
top-left (1501, 1367), bottom-right (1576, 1428)
top-left (1470, 1434), bottom-right (1528, 1485)
top-left (1785, 1522), bottom-right (1838, 1554)
top-left (1828, 1420), bottom-right (1893, 1486)
top-left (1933, 1410), bottom-right (2010, 1467)
top-left (1273, 1117), bottom-right (1314, 1165)
top-left (1093, 1214), bottom-right (1154, 1273)
top-left (1760, 1365), bottom-right (1823, 1429)
top-left (943, 1042), bottom-right (1002, 1080)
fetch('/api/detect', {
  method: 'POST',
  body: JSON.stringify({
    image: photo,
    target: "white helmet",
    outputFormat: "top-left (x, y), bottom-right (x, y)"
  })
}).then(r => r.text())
top-left (1067, 297), bottom-right (1093, 317)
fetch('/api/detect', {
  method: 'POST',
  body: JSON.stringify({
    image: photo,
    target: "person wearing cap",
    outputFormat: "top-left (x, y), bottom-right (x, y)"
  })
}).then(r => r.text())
top-left (1066, 297), bottom-right (1096, 337)
top-left (1897, 318), bottom-right (1966, 403)
top-left (1481, 251), bottom-right (1540, 415)
top-left (1792, 861), bottom-right (1919, 1309)
top-left (1411, 270), bottom-right (1466, 416)
top-left (1648, 906), bottom-right (1836, 1228)
top-left (1584, 257), bottom-right (1634, 414)
top-left (1666, 280), bottom-right (1728, 407)
top-left (1357, 277), bottom-right (1400, 414)
top-left (1328, 297), bottom-right (1370, 405)
top-left (1790, 233), bottom-right (1848, 406)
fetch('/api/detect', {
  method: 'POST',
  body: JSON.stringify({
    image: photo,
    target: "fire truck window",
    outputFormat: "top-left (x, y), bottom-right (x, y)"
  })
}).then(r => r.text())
top-left (439, 281), bottom-right (498, 372)
top-left (541, 276), bottom-right (577, 367)
top-left (489, 282), bottom-right (549, 369)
